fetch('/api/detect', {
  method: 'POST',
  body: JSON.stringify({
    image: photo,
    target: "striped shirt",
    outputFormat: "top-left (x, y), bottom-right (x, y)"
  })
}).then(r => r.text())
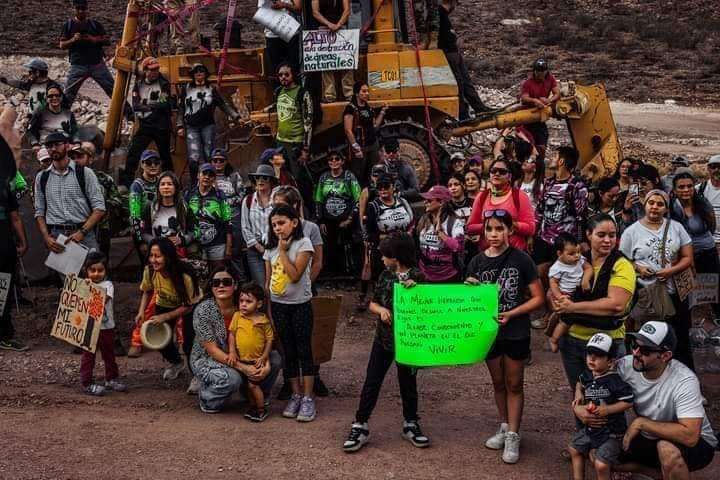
top-left (240, 192), bottom-right (273, 248)
top-left (33, 160), bottom-right (106, 225)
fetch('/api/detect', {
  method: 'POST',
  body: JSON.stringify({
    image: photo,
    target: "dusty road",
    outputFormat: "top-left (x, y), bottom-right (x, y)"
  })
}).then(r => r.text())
top-left (1, 285), bottom-right (719, 480)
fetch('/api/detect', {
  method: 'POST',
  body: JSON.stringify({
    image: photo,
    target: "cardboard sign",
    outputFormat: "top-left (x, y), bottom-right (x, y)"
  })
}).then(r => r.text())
top-left (51, 274), bottom-right (106, 353)
top-left (674, 267), bottom-right (698, 302)
top-left (302, 29), bottom-right (360, 72)
top-left (393, 283), bottom-right (499, 367)
top-left (0, 272), bottom-right (11, 315)
top-left (311, 295), bottom-right (342, 364)
top-left (689, 273), bottom-right (719, 309)
top-left (253, 2), bottom-right (301, 43)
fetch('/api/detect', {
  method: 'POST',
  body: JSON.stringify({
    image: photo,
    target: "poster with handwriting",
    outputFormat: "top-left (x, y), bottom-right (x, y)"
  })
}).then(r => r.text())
top-left (393, 284), bottom-right (499, 367)
top-left (51, 274), bottom-right (105, 353)
top-left (302, 29), bottom-right (359, 72)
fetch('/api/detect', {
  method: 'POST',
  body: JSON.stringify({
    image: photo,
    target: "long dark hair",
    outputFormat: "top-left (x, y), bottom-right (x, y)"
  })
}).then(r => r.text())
top-left (350, 80), bottom-right (367, 106)
top-left (417, 201), bottom-right (456, 233)
top-left (593, 177), bottom-right (620, 209)
top-left (672, 172), bottom-right (717, 232)
top-left (153, 171), bottom-right (189, 231)
top-left (266, 204), bottom-right (304, 249)
top-left (146, 237), bottom-right (198, 305)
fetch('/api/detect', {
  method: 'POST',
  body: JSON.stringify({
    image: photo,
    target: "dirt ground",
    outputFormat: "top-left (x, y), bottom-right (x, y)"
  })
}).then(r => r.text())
top-left (1, 283), bottom-right (719, 479)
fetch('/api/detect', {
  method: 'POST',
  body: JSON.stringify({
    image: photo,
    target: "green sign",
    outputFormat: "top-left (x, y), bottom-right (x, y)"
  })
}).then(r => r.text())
top-left (393, 283), bottom-right (499, 367)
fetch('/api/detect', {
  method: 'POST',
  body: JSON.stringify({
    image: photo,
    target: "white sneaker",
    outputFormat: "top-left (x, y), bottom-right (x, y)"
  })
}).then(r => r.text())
top-left (162, 363), bottom-right (184, 381)
top-left (343, 422), bottom-right (370, 453)
top-left (502, 431), bottom-right (521, 464)
top-left (485, 422), bottom-right (508, 449)
top-left (186, 376), bottom-right (201, 395)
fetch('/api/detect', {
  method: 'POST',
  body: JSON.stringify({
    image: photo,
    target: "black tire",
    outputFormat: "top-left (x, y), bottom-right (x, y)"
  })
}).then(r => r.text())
top-left (378, 121), bottom-right (450, 190)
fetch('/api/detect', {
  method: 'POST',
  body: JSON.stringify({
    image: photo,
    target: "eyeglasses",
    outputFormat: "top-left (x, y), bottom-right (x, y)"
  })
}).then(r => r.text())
top-left (142, 159), bottom-right (161, 166)
top-left (377, 184), bottom-right (393, 190)
top-left (278, 72), bottom-right (291, 78)
top-left (631, 340), bottom-right (664, 356)
top-left (211, 157), bottom-right (226, 163)
top-left (328, 156), bottom-right (342, 162)
top-left (211, 277), bottom-right (234, 288)
top-left (47, 94), bottom-right (61, 99)
top-left (489, 167), bottom-right (509, 176)
top-left (255, 175), bottom-right (272, 181)
top-left (483, 209), bottom-right (509, 219)
top-left (200, 170), bottom-right (216, 176)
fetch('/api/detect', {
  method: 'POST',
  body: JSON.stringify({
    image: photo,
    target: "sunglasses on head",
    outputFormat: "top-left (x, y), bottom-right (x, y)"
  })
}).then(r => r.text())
top-left (483, 209), bottom-right (509, 219)
top-left (631, 339), bottom-right (664, 356)
top-left (211, 277), bottom-right (234, 288)
top-left (490, 167), bottom-right (509, 175)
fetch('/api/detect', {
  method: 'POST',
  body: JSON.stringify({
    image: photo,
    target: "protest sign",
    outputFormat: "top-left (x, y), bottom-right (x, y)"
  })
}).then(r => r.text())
top-left (689, 273), bottom-right (719, 309)
top-left (302, 29), bottom-right (359, 72)
top-left (51, 274), bottom-right (105, 353)
top-left (252, 2), bottom-right (301, 43)
top-left (393, 283), bottom-right (499, 367)
top-left (674, 267), bottom-right (697, 302)
top-left (311, 295), bottom-right (342, 364)
top-left (0, 272), bottom-right (11, 315)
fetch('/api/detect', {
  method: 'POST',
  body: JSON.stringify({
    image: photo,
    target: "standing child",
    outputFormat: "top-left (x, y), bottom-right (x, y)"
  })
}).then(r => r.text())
top-left (79, 252), bottom-right (127, 396)
top-left (227, 282), bottom-right (274, 422)
top-left (263, 204), bottom-right (317, 421)
top-left (465, 210), bottom-right (544, 464)
top-left (342, 233), bottom-right (428, 453)
top-left (569, 333), bottom-right (634, 480)
top-left (547, 233), bottom-right (594, 352)
top-left (135, 237), bottom-right (200, 381)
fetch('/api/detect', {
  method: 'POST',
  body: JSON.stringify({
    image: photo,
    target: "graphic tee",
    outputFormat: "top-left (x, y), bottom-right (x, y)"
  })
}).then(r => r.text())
top-left (314, 170), bottom-right (361, 221)
top-left (185, 188), bottom-right (232, 247)
top-left (275, 85), bottom-right (304, 144)
top-left (264, 237), bottom-right (314, 304)
top-left (465, 248), bottom-right (538, 340)
top-left (578, 370), bottom-right (634, 445)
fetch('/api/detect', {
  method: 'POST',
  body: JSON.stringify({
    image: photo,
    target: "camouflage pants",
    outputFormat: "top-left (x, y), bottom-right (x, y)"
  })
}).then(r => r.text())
top-left (405, 0), bottom-right (439, 44)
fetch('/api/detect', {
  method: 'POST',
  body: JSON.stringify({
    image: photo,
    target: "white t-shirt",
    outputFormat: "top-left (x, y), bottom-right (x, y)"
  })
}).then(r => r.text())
top-left (548, 256), bottom-right (585, 294)
top-left (520, 179), bottom-right (539, 210)
top-left (619, 219), bottom-right (692, 293)
top-left (616, 356), bottom-right (718, 447)
top-left (263, 236), bottom-right (314, 304)
top-left (699, 180), bottom-right (720, 243)
top-left (98, 280), bottom-right (114, 330)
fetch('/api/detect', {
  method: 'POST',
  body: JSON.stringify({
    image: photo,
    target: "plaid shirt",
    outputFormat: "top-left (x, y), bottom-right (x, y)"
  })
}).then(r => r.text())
top-left (33, 160), bottom-right (106, 225)
top-left (240, 192), bottom-right (273, 248)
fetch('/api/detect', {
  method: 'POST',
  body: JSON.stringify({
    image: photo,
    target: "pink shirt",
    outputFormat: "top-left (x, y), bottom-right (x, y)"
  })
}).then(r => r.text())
top-left (466, 188), bottom-right (536, 251)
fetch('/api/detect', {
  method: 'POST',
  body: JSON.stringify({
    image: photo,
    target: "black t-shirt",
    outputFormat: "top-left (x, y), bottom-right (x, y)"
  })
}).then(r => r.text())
top-left (438, 6), bottom-right (458, 53)
top-left (61, 18), bottom-right (107, 66)
top-left (343, 102), bottom-right (377, 147)
top-left (579, 370), bottom-right (634, 443)
top-left (465, 247), bottom-right (538, 340)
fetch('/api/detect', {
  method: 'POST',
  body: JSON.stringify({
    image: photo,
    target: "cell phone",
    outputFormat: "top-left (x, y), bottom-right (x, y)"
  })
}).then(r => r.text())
top-left (629, 183), bottom-right (639, 196)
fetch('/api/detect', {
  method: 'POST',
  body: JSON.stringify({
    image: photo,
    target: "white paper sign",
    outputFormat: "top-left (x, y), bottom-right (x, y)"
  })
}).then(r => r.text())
top-left (302, 29), bottom-right (360, 72)
top-left (253, 3), bottom-right (301, 43)
top-left (45, 234), bottom-right (89, 276)
top-left (0, 272), bottom-right (10, 315)
top-left (689, 273), bottom-right (719, 309)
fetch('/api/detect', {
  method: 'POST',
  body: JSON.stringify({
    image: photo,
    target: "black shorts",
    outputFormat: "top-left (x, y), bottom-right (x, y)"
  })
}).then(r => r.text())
top-left (525, 122), bottom-right (549, 147)
top-left (486, 337), bottom-right (531, 361)
top-left (619, 434), bottom-right (716, 472)
top-left (531, 237), bottom-right (556, 265)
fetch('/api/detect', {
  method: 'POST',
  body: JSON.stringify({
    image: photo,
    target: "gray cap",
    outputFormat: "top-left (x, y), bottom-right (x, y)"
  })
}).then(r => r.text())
top-left (671, 155), bottom-right (690, 166)
top-left (708, 154), bottom-right (720, 165)
top-left (23, 58), bottom-right (49, 72)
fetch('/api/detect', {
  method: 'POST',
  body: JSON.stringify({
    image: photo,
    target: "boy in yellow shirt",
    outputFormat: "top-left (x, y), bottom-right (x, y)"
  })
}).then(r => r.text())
top-left (228, 283), bottom-right (274, 422)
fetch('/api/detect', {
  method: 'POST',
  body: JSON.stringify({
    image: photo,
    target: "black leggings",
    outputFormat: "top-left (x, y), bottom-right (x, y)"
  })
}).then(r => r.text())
top-left (355, 339), bottom-right (418, 424)
top-left (669, 293), bottom-right (694, 372)
top-left (271, 301), bottom-right (314, 379)
top-left (155, 305), bottom-right (182, 365)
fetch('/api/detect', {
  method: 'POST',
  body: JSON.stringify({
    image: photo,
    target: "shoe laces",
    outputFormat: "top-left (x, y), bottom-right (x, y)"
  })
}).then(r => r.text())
top-left (349, 426), bottom-right (365, 440)
top-left (406, 421), bottom-right (423, 436)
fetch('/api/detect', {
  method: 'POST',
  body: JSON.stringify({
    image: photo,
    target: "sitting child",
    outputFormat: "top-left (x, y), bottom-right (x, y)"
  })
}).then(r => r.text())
top-left (228, 282), bottom-right (274, 422)
top-left (547, 233), bottom-right (593, 352)
top-left (569, 333), bottom-right (634, 480)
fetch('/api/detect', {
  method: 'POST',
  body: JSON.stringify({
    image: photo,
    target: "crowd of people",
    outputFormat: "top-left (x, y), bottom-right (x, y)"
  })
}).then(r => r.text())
top-left (0, 0), bottom-right (719, 478)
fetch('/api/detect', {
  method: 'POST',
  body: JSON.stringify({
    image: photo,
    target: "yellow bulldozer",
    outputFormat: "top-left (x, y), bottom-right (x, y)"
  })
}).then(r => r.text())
top-left (104, 0), bottom-right (622, 187)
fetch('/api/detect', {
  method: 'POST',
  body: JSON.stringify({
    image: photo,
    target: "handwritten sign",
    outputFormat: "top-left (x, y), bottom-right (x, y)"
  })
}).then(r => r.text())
top-left (311, 295), bottom-right (342, 364)
top-left (302, 29), bottom-right (359, 72)
top-left (0, 272), bottom-right (11, 315)
top-left (674, 268), bottom-right (698, 302)
top-left (253, 2), bottom-right (301, 43)
top-left (689, 273), bottom-right (719, 309)
top-left (393, 284), bottom-right (499, 367)
top-left (51, 274), bottom-right (105, 353)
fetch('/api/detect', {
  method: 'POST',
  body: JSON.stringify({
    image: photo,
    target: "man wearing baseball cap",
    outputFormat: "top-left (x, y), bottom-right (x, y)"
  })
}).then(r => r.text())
top-left (613, 322), bottom-right (717, 476)
top-left (0, 58), bottom-right (61, 114)
top-left (661, 155), bottom-right (690, 193)
top-left (380, 138), bottom-right (419, 201)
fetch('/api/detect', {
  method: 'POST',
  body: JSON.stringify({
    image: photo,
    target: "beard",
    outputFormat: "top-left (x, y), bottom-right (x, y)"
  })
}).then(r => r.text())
top-left (632, 355), bottom-right (647, 372)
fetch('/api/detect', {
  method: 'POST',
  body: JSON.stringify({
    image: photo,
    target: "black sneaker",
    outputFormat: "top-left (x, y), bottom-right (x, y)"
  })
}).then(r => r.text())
top-left (0, 339), bottom-right (29, 352)
top-left (313, 376), bottom-right (329, 397)
top-left (244, 408), bottom-right (269, 422)
top-left (402, 421), bottom-right (430, 448)
top-left (343, 422), bottom-right (370, 453)
top-left (277, 381), bottom-right (292, 401)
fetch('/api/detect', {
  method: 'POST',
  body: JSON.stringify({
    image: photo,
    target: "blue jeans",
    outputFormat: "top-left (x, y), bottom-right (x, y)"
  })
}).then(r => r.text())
top-left (49, 226), bottom-right (99, 252)
top-left (198, 350), bottom-right (282, 411)
top-left (186, 124), bottom-right (216, 180)
top-left (246, 248), bottom-right (265, 287)
top-left (64, 63), bottom-right (115, 108)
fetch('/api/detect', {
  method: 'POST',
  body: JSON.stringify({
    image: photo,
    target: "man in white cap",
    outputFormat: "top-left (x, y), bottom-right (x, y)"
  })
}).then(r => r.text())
top-left (612, 321), bottom-right (717, 478)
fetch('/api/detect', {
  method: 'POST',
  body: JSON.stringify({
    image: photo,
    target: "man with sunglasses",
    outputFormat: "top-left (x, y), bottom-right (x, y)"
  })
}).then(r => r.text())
top-left (33, 132), bottom-right (106, 254)
top-left (27, 84), bottom-right (78, 156)
top-left (123, 57), bottom-right (174, 187)
top-left (59, 0), bottom-right (116, 108)
top-left (380, 137), bottom-right (419, 201)
top-left (0, 58), bottom-right (61, 114)
top-left (611, 322), bottom-right (717, 477)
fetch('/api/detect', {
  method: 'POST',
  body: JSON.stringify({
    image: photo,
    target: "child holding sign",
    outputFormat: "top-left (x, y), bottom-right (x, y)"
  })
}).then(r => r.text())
top-left (343, 233), bottom-right (429, 453)
top-left (79, 252), bottom-right (126, 396)
top-left (465, 210), bottom-right (544, 464)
